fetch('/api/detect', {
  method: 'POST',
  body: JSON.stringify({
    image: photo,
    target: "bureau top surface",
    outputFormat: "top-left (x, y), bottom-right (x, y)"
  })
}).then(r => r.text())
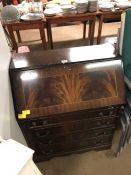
top-left (10, 43), bottom-right (116, 70)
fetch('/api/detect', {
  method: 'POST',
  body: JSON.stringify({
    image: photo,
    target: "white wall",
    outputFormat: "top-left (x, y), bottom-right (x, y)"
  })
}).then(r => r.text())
top-left (0, 22), bottom-right (26, 145)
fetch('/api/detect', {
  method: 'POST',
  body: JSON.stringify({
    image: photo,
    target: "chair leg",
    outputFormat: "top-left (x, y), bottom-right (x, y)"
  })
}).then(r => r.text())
top-left (16, 30), bottom-right (22, 43)
top-left (3, 26), bottom-right (14, 50)
top-left (7, 26), bottom-right (18, 52)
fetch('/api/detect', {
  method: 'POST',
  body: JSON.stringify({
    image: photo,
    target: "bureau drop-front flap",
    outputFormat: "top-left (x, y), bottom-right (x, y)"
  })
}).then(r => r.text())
top-left (10, 59), bottom-right (125, 119)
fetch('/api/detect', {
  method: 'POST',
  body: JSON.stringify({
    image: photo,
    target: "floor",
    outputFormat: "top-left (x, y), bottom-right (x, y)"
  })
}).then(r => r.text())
top-left (36, 129), bottom-right (131, 175)
top-left (37, 146), bottom-right (131, 175)
top-left (17, 21), bottom-right (131, 175)
top-left (17, 21), bottom-right (121, 50)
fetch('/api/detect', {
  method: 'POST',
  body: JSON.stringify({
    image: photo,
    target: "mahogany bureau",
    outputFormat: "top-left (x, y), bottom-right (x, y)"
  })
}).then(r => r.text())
top-left (9, 44), bottom-right (125, 162)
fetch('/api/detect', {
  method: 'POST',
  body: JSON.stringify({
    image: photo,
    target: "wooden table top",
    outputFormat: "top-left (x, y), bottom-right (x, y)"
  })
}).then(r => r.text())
top-left (2, 8), bottom-right (123, 26)
top-left (45, 9), bottom-right (123, 19)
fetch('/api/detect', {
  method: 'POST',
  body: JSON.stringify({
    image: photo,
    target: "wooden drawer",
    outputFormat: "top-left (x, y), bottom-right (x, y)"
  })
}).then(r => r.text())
top-left (34, 143), bottom-right (112, 162)
top-left (29, 127), bottom-right (115, 145)
top-left (29, 116), bottom-right (117, 135)
top-left (22, 116), bottom-right (117, 143)
top-left (20, 106), bottom-right (120, 128)
top-left (33, 135), bottom-right (113, 158)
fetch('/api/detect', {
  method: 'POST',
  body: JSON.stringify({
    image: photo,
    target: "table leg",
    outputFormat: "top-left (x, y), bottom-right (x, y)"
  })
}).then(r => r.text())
top-left (7, 26), bottom-right (18, 52)
top-left (97, 15), bottom-right (103, 44)
top-left (3, 26), bottom-right (13, 49)
top-left (46, 22), bottom-right (53, 49)
top-left (39, 23), bottom-right (47, 50)
top-left (83, 21), bottom-right (87, 39)
top-left (16, 30), bottom-right (22, 43)
top-left (88, 19), bottom-right (95, 45)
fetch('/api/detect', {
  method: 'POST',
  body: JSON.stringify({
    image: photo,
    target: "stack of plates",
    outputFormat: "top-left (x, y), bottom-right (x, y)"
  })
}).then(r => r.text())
top-left (59, 0), bottom-right (72, 5)
top-left (21, 13), bottom-right (43, 21)
top-left (44, 3), bottom-right (62, 16)
top-left (61, 4), bottom-right (75, 14)
top-left (88, 0), bottom-right (98, 12)
top-left (44, 8), bottom-right (57, 16)
top-left (75, 0), bottom-right (88, 13)
top-left (116, 2), bottom-right (131, 9)
top-left (46, 3), bottom-right (60, 9)
top-left (99, 3), bottom-right (114, 11)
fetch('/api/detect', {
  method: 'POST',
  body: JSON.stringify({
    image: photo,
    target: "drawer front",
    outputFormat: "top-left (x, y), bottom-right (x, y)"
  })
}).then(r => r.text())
top-left (21, 117), bottom-right (117, 147)
top-left (27, 116), bottom-right (117, 137)
top-left (30, 127), bottom-right (115, 145)
top-left (33, 135), bottom-right (113, 158)
top-left (34, 143), bottom-right (112, 162)
top-left (20, 106), bottom-right (120, 128)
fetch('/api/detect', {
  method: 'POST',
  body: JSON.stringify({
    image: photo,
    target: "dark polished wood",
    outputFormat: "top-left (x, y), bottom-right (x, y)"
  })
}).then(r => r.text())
top-left (10, 61), bottom-right (125, 117)
top-left (9, 44), bottom-right (125, 162)
top-left (10, 43), bottom-right (116, 70)
top-left (3, 19), bottom-right (47, 52)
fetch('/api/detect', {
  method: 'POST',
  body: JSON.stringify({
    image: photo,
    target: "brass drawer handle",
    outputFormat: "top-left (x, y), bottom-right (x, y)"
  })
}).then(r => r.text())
top-left (95, 133), bottom-right (99, 136)
top-left (32, 121), bottom-right (37, 126)
top-left (49, 149), bottom-right (53, 153)
top-left (43, 120), bottom-right (48, 125)
top-left (106, 121), bottom-right (110, 125)
top-left (109, 111), bottom-right (113, 116)
top-left (94, 140), bottom-right (103, 144)
top-left (97, 122), bottom-right (101, 125)
top-left (45, 149), bottom-right (54, 155)
top-left (45, 130), bottom-right (50, 135)
top-left (99, 112), bottom-right (104, 117)
top-left (48, 140), bottom-right (52, 144)
top-left (36, 132), bottom-right (40, 137)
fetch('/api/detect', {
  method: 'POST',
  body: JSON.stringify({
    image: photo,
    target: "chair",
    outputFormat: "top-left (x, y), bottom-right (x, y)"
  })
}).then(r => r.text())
top-left (3, 20), bottom-right (47, 52)
top-left (1, 0), bottom-right (6, 7)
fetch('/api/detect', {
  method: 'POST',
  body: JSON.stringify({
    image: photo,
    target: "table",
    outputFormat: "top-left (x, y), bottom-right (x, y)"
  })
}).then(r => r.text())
top-left (2, 9), bottom-right (123, 51)
top-left (46, 12), bottom-right (96, 49)
top-left (3, 19), bottom-right (47, 52)
top-left (46, 9), bottom-right (123, 49)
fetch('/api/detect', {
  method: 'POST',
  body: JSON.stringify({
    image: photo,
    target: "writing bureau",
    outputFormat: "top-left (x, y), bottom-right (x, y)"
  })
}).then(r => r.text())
top-left (9, 44), bottom-right (125, 162)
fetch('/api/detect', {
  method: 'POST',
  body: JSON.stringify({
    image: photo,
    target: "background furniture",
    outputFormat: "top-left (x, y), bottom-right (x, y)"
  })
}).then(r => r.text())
top-left (9, 44), bottom-right (125, 162)
top-left (1, 8), bottom-right (123, 50)
top-left (97, 10), bottom-right (123, 44)
top-left (46, 13), bottom-right (96, 49)
top-left (3, 19), bottom-right (47, 52)
top-left (0, 138), bottom-right (42, 175)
